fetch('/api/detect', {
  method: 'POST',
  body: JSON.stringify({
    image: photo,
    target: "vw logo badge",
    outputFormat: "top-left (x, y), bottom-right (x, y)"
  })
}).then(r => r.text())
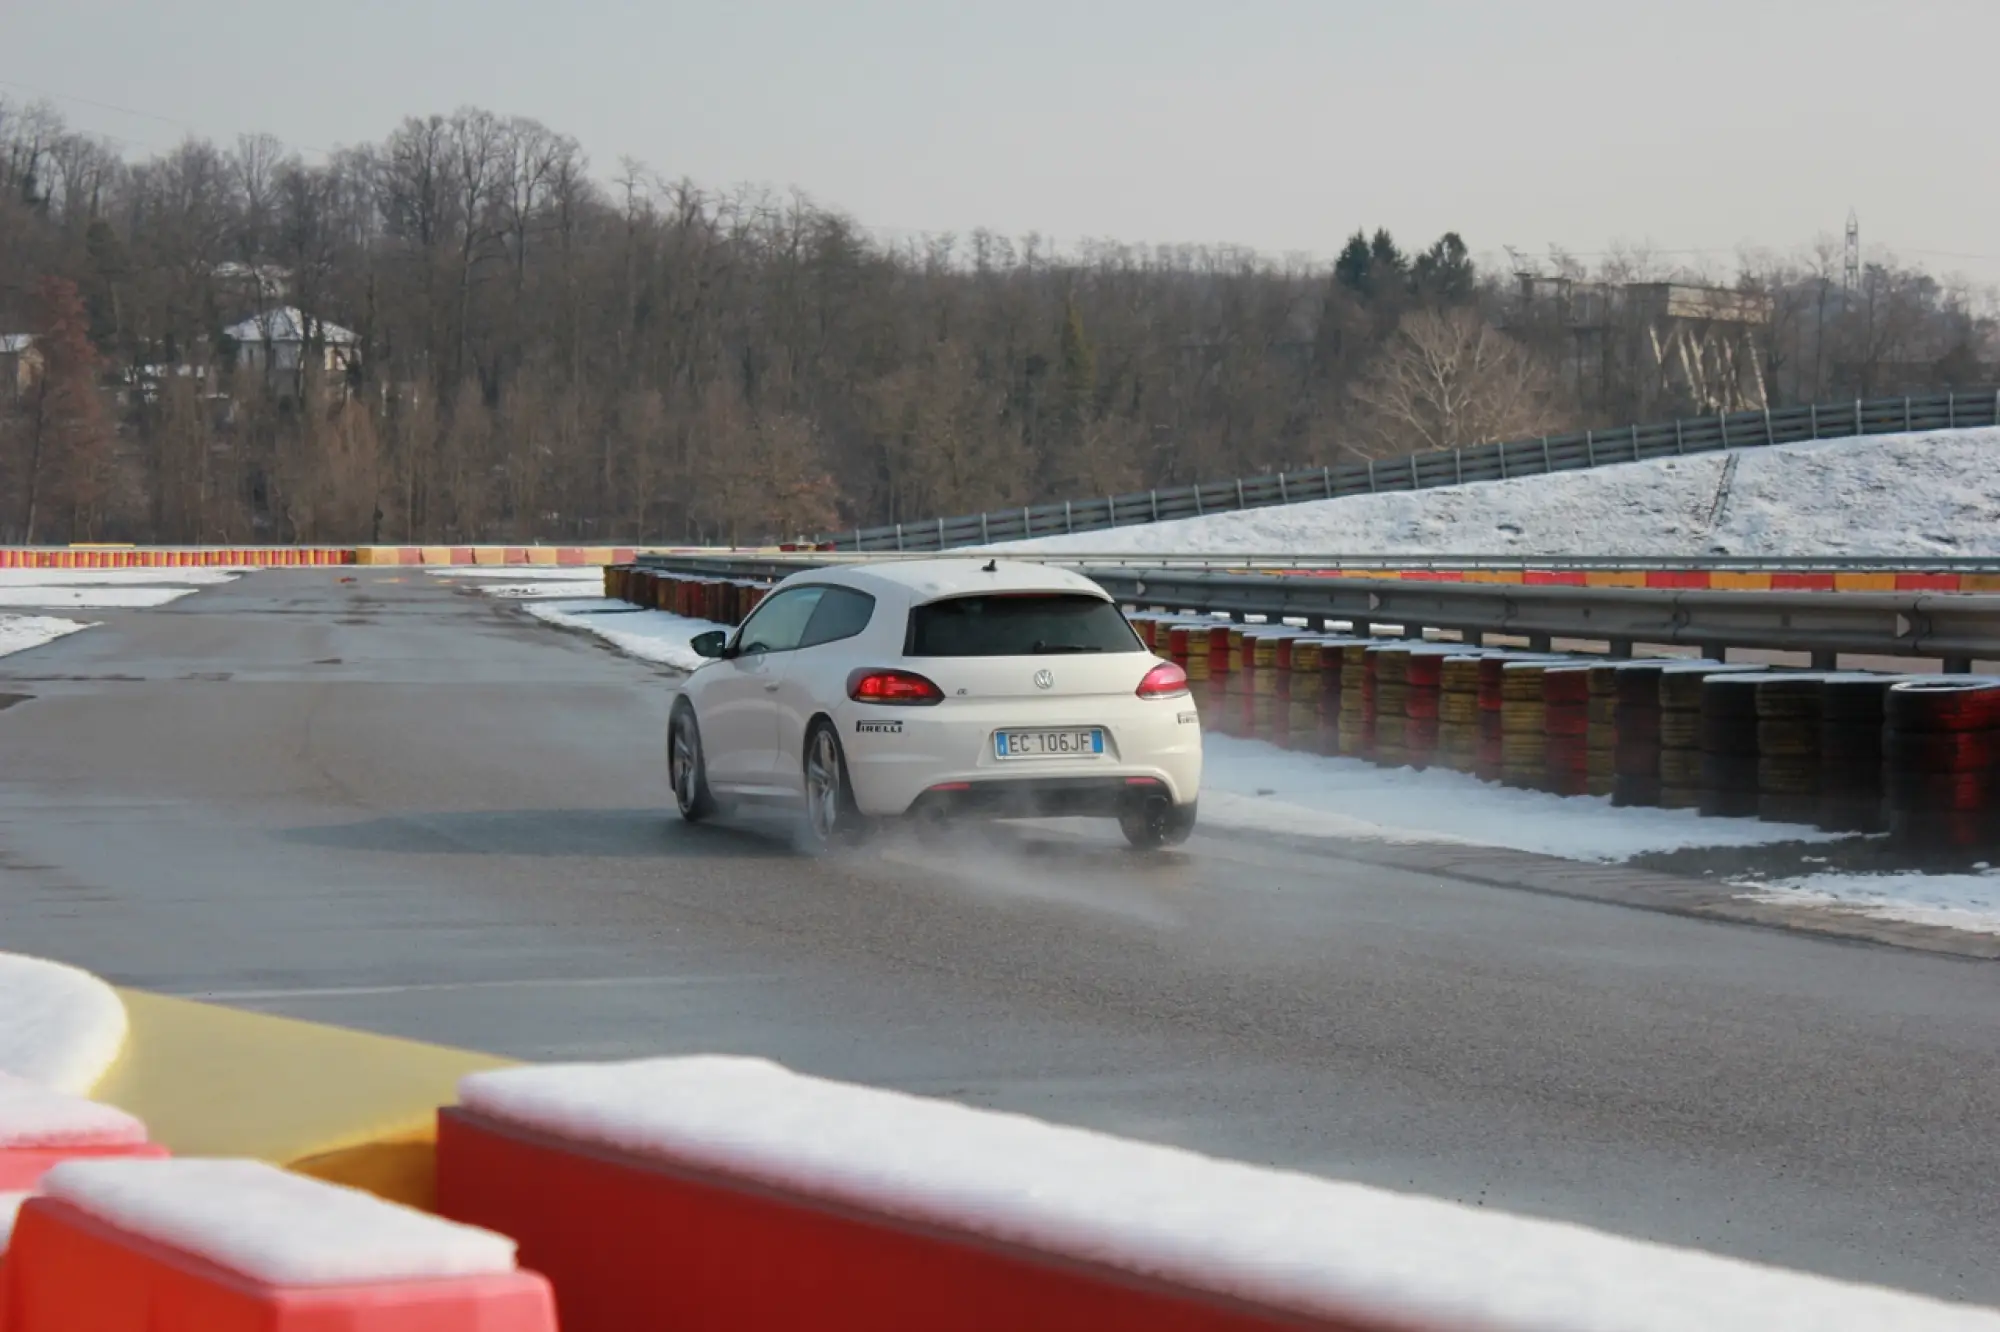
top-left (1033, 669), bottom-right (1055, 690)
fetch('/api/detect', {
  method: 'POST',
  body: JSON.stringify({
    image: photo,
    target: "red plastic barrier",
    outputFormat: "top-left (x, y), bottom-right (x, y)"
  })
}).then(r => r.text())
top-left (2, 1200), bottom-right (553, 1332)
top-left (0, 1143), bottom-right (168, 1192)
top-left (437, 1110), bottom-right (1381, 1332)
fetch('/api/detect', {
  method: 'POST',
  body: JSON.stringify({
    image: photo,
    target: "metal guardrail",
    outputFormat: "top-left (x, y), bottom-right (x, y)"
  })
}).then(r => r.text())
top-left (624, 552), bottom-right (2000, 666)
top-left (636, 551), bottom-right (2000, 579)
top-left (826, 387), bottom-right (2000, 552)
top-left (1084, 567), bottom-right (2000, 669)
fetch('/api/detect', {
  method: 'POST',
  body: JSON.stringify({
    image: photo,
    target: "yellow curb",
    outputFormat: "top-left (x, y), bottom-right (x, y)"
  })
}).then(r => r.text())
top-left (1461, 570), bottom-right (1523, 584)
top-left (526, 547), bottom-right (559, 565)
top-left (1709, 572), bottom-right (1772, 590)
top-left (92, 990), bottom-right (514, 1207)
top-left (1960, 574), bottom-right (2000, 593)
top-left (1833, 572), bottom-right (1896, 592)
top-left (1583, 570), bottom-right (1648, 588)
top-left (472, 547), bottom-right (507, 566)
top-left (418, 546), bottom-right (454, 566)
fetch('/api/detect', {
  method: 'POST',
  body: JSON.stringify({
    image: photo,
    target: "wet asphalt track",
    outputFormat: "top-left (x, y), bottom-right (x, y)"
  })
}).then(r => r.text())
top-left (0, 570), bottom-right (1995, 1302)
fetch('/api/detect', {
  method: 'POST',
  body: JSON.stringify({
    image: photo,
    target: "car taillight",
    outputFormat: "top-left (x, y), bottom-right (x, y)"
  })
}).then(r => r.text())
top-left (1137, 660), bottom-right (1189, 699)
top-left (848, 668), bottom-right (944, 705)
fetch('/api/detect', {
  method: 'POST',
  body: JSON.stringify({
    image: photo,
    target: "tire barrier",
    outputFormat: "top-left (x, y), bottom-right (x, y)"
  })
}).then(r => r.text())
top-left (1881, 680), bottom-right (2000, 848)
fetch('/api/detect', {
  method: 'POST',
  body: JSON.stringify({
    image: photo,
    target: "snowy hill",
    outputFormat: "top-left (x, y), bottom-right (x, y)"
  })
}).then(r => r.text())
top-left (990, 428), bottom-right (2000, 558)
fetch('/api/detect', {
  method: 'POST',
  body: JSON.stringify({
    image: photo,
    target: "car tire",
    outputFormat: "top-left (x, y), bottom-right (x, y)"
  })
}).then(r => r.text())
top-left (799, 719), bottom-right (869, 853)
top-left (1120, 798), bottom-right (1197, 850)
top-left (669, 703), bottom-right (718, 823)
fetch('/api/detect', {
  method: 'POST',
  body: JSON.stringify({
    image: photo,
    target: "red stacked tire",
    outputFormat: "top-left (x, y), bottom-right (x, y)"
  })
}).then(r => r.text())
top-left (1880, 679), bottom-right (2000, 852)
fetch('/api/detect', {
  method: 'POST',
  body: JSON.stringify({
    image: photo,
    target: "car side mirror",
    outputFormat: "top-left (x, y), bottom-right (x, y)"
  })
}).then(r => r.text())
top-left (690, 630), bottom-right (728, 660)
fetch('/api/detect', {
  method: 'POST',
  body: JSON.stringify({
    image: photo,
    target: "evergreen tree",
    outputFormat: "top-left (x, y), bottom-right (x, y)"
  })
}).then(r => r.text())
top-left (1412, 232), bottom-right (1475, 303)
top-left (1333, 231), bottom-right (1372, 295)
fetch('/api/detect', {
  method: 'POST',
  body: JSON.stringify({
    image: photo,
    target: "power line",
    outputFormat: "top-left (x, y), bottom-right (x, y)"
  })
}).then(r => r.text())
top-left (0, 75), bottom-right (334, 157)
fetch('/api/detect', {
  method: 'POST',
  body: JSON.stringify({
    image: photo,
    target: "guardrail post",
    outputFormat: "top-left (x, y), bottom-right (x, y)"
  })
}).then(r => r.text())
top-left (1701, 642), bottom-right (1728, 662)
top-left (1904, 395), bottom-right (1912, 431)
top-left (1811, 650), bottom-right (1837, 670)
top-left (937, 517), bottom-right (946, 548)
top-left (1408, 455), bottom-right (1420, 489)
top-left (1763, 408), bottom-right (1774, 445)
top-left (1608, 638), bottom-right (1633, 659)
top-left (1674, 420), bottom-right (1685, 454)
top-left (1808, 403), bottom-right (1818, 437)
top-left (1497, 446), bottom-right (1508, 478)
top-left (1064, 501), bottom-right (1073, 533)
top-left (1718, 410), bottom-right (1728, 449)
top-left (1320, 466), bottom-right (1332, 499)
top-left (1235, 479), bottom-right (1247, 510)
top-left (1150, 490), bottom-right (1160, 522)
top-left (1948, 394), bottom-right (1956, 428)
top-left (1527, 633), bottom-right (1551, 652)
top-left (1540, 437), bottom-right (1552, 471)
top-left (1366, 459), bottom-right (1377, 492)
top-left (1277, 474), bottom-right (1289, 503)
top-left (1583, 430), bottom-right (1595, 466)
top-left (1453, 449), bottom-right (1463, 484)
top-left (894, 523), bottom-right (905, 551)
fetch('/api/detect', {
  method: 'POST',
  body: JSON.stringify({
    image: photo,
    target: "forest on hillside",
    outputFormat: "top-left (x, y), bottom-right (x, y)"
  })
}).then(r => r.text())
top-left (1, 99), bottom-right (1993, 545)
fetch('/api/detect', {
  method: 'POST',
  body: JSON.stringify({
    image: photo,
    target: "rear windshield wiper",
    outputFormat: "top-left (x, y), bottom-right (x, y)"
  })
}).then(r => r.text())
top-left (1031, 642), bottom-right (1105, 654)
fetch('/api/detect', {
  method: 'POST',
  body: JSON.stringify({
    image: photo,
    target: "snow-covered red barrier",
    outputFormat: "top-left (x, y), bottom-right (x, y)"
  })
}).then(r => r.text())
top-left (436, 1056), bottom-right (2000, 1332)
top-left (0, 1075), bottom-right (166, 1191)
top-left (1, 1158), bottom-right (553, 1331)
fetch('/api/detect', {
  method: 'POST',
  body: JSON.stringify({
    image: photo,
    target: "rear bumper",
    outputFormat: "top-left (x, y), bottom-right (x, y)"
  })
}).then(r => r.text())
top-left (906, 775), bottom-right (1189, 821)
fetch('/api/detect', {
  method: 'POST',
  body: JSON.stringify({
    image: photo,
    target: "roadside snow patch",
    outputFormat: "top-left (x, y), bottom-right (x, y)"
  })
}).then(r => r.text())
top-left (39, 1158), bottom-right (519, 1285)
top-left (991, 428), bottom-right (2000, 558)
top-left (524, 599), bottom-right (723, 672)
top-left (1200, 735), bottom-right (1836, 860)
top-left (0, 615), bottom-right (89, 658)
top-left (0, 570), bottom-right (237, 587)
top-left (0, 953), bottom-right (130, 1094)
top-left (1742, 871), bottom-right (2000, 936)
top-left (459, 1055), bottom-right (2000, 1332)
top-left (0, 586), bottom-right (202, 609)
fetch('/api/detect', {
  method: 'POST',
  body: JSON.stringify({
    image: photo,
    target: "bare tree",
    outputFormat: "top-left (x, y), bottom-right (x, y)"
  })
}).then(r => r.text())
top-left (1350, 308), bottom-right (1564, 457)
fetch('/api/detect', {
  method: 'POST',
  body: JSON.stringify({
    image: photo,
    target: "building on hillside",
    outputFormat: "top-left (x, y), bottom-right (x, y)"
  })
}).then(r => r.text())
top-left (224, 307), bottom-right (359, 378)
top-left (0, 334), bottom-right (43, 399)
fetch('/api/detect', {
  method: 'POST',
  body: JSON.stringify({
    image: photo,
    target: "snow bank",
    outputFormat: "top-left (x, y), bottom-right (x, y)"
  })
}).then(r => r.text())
top-left (0, 614), bottom-right (89, 659)
top-left (459, 1055), bottom-right (2000, 1331)
top-left (993, 428), bottom-right (2000, 558)
top-left (0, 953), bottom-right (129, 1095)
top-left (1200, 735), bottom-right (1835, 860)
top-left (523, 599), bottom-right (724, 672)
top-left (0, 1073), bottom-right (147, 1148)
top-left (39, 1158), bottom-right (519, 1286)
top-left (1743, 870), bottom-right (2000, 935)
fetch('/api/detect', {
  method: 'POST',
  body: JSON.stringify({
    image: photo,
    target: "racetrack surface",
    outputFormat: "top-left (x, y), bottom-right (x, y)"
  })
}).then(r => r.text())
top-left (0, 571), bottom-right (1995, 1302)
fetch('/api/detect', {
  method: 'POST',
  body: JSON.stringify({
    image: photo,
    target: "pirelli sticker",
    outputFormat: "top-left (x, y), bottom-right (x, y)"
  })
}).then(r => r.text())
top-left (856, 719), bottom-right (903, 735)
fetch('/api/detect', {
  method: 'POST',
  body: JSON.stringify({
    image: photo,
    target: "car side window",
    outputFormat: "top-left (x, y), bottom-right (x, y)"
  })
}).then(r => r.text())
top-left (734, 587), bottom-right (826, 656)
top-left (798, 586), bottom-right (876, 649)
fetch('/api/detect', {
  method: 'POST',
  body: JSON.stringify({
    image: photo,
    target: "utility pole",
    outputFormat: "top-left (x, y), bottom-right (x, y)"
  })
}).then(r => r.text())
top-left (1844, 209), bottom-right (1861, 292)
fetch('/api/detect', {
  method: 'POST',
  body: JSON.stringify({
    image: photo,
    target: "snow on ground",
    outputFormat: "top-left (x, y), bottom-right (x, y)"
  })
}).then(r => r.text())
top-left (0, 615), bottom-right (89, 658)
top-left (430, 567), bottom-right (608, 598)
top-left (40, 1158), bottom-right (519, 1285)
top-left (0, 952), bottom-right (129, 1095)
top-left (0, 586), bottom-right (200, 609)
top-left (1199, 735), bottom-right (1834, 860)
top-left (1741, 870), bottom-right (2000, 936)
top-left (0, 567), bottom-right (239, 610)
top-left (0, 569), bottom-right (238, 587)
top-left (990, 428), bottom-right (2000, 558)
top-left (522, 599), bottom-right (723, 672)
top-left (461, 1055), bottom-right (2000, 1331)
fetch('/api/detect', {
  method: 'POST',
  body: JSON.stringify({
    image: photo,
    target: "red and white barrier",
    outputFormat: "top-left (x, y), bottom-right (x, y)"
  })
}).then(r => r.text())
top-left (0, 1075), bottom-right (166, 1190)
top-left (1, 1158), bottom-right (554, 1331)
top-left (436, 1055), bottom-right (2000, 1332)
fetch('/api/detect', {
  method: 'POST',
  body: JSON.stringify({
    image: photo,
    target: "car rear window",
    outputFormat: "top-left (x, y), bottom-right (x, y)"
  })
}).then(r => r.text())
top-left (905, 593), bottom-right (1142, 657)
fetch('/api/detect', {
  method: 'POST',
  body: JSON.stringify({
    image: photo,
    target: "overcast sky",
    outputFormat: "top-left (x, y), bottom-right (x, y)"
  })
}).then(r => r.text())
top-left (10, 0), bottom-right (1999, 283)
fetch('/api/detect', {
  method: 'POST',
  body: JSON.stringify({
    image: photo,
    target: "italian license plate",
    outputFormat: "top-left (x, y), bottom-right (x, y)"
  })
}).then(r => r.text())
top-left (994, 728), bottom-right (1104, 759)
